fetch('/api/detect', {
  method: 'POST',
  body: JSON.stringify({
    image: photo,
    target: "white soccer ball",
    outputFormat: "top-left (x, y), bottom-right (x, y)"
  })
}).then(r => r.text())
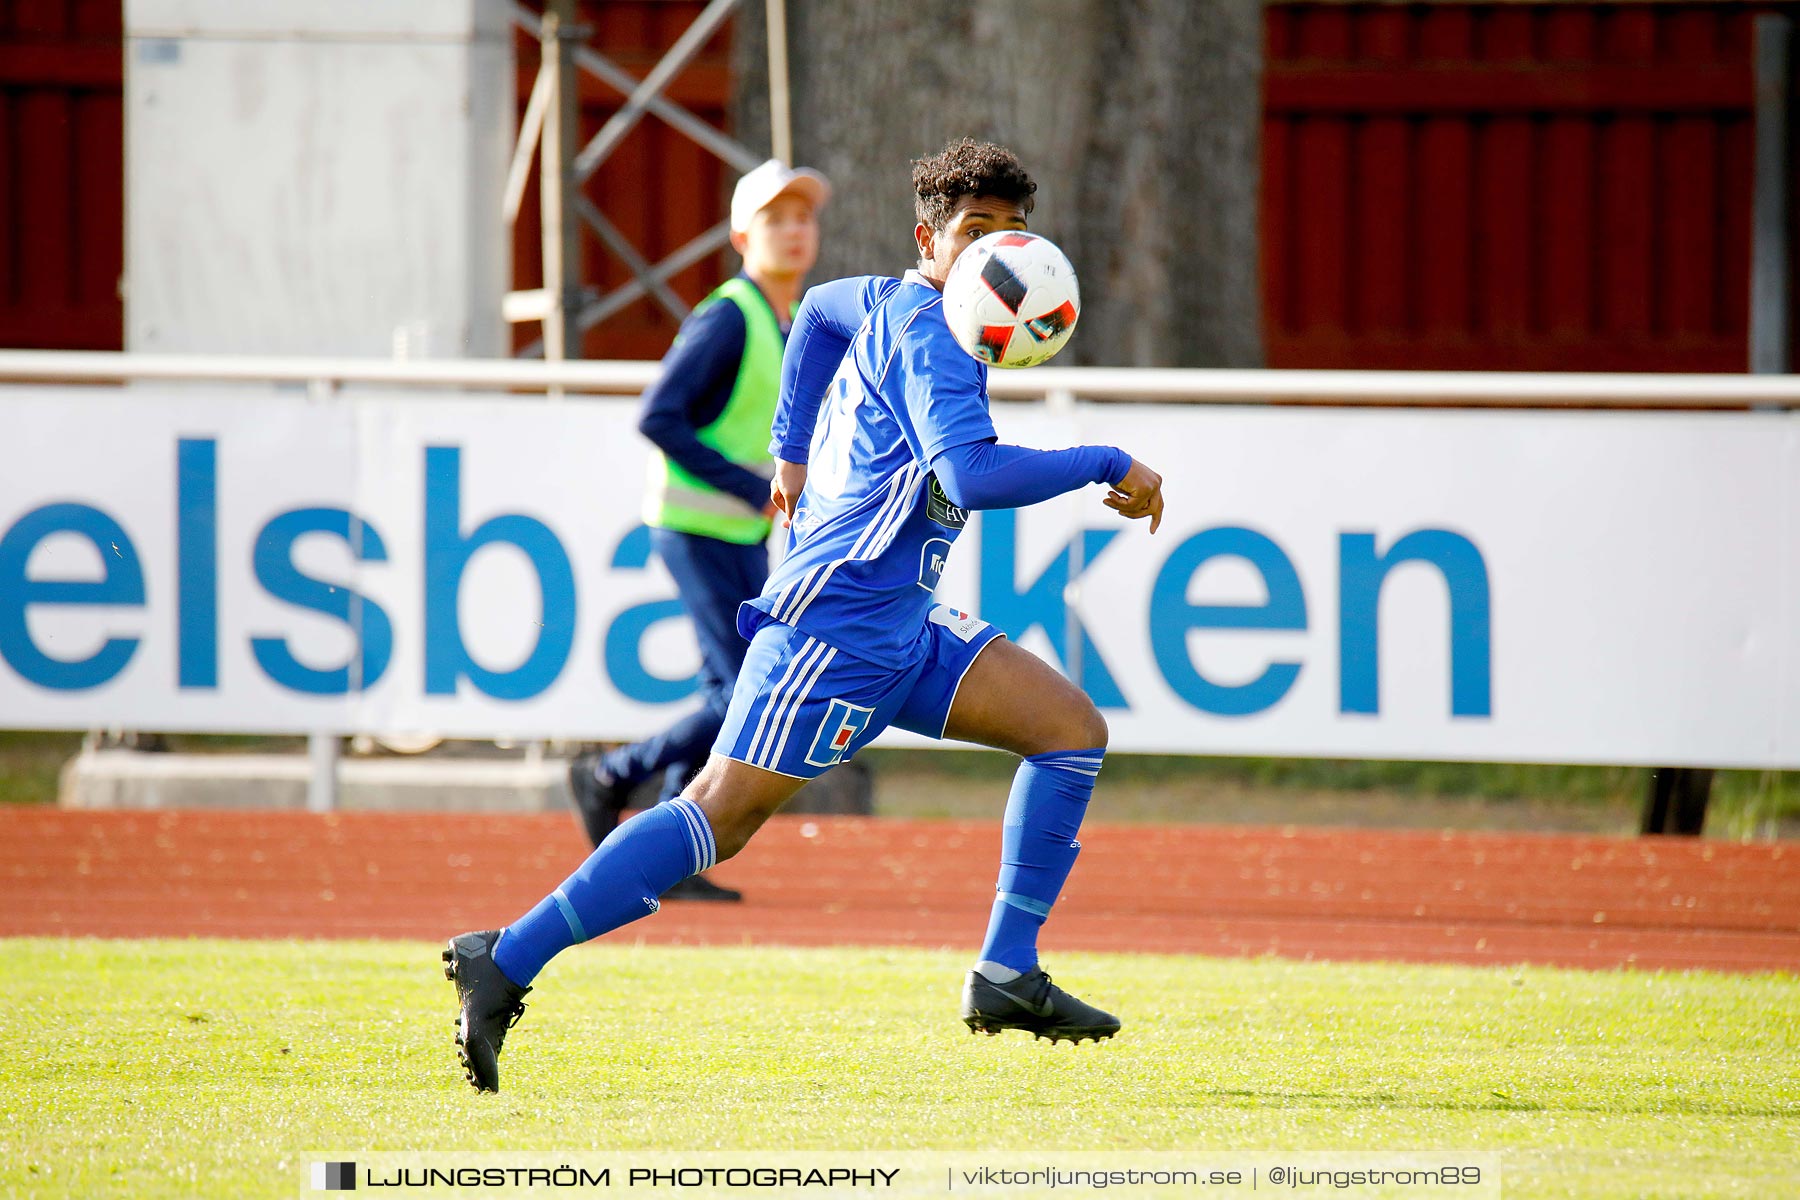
top-left (940, 230), bottom-right (1081, 369)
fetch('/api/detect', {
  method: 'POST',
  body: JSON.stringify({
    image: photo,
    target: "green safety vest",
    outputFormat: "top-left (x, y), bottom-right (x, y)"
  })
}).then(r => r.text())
top-left (642, 276), bottom-right (788, 544)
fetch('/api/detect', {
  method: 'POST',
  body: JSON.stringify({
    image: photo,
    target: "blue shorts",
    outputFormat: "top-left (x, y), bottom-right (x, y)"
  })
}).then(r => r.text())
top-left (713, 605), bottom-right (1005, 779)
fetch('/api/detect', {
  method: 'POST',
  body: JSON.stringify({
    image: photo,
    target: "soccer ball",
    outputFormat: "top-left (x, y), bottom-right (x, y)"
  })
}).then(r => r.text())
top-left (940, 231), bottom-right (1080, 368)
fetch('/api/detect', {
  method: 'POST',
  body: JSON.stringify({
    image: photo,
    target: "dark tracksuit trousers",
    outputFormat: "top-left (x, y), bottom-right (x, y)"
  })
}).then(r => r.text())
top-left (600, 527), bottom-right (769, 803)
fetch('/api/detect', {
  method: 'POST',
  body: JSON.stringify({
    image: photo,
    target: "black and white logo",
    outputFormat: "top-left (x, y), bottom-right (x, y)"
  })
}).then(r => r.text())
top-left (925, 474), bottom-right (967, 529)
top-left (312, 1162), bottom-right (356, 1191)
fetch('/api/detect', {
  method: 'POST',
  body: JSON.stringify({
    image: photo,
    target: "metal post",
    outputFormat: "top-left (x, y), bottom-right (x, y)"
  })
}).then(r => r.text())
top-left (1642, 17), bottom-right (1791, 838)
top-left (767, 0), bottom-right (793, 165)
top-left (540, 0), bottom-right (583, 394)
top-left (1643, 15), bottom-right (1795, 836)
top-left (504, 63), bottom-right (552, 226)
top-left (1752, 15), bottom-right (1792, 376)
top-left (307, 734), bottom-right (339, 813)
top-left (302, 370), bottom-right (343, 813)
top-left (1641, 768), bottom-right (1714, 836)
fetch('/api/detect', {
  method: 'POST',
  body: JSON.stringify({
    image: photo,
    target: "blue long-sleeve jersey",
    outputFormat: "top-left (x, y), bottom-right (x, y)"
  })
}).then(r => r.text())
top-left (743, 271), bottom-right (1130, 668)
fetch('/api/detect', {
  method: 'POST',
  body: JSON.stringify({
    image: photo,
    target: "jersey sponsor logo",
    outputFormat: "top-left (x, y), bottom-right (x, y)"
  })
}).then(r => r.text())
top-left (789, 505), bottom-right (824, 538)
top-left (805, 697), bottom-right (875, 768)
top-left (928, 604), bottom-right (990, 642)
top-left (926, 473), bottom-right (967, 529)
top-left (918, 537), bottom-right (952, 591)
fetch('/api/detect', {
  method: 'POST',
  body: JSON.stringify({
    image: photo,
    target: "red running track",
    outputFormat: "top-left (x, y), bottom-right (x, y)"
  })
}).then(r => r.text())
top-left (4, 809), bottom-right (1797, 973)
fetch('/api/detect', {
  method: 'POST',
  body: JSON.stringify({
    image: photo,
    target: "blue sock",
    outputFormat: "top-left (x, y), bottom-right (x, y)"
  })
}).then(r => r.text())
top-left (977, 747), bottom-right (1103, 974)
top-left (491, 795), bottom-right (716, 986)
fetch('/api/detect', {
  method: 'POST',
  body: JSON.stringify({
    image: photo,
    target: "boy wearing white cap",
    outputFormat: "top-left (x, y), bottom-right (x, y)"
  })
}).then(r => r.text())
top-left (568, 160), bottom-right (829, 901)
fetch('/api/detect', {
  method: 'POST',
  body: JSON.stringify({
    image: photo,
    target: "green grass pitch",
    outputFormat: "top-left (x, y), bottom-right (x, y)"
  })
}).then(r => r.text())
top-left (4, 939), bottom-right (1795, 1198)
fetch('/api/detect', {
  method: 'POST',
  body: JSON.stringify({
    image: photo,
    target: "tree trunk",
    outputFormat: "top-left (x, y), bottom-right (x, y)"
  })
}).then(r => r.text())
top-left (733, 0), bottom-right (1262, 367)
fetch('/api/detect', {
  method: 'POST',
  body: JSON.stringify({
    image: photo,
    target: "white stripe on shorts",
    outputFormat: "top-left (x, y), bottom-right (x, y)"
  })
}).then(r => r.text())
top-left (753, 640), bottom-right (835, 769)
top-left (764, 643), bottom-right (839, 770)
top-left (745, 635), bottom-right (823, 765)
top-left (748, 637), bottom-right (830, 767)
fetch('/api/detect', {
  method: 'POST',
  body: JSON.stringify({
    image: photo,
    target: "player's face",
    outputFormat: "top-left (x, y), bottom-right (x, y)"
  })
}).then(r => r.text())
top-left (915, 196), bottom-right (1029, 288)
top-left (737, 193), bottom-right (820, 282)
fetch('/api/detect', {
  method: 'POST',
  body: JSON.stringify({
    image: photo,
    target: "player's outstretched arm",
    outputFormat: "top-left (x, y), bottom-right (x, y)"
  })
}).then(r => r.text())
top-left (932, 441), bottom-right (1163, 532)
top-left (930, 439), bottom-right (1120, 508)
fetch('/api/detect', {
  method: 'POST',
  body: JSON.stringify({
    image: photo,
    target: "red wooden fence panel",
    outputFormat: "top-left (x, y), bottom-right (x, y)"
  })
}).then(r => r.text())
top-left (0, 0), bottom-right (121, 350)
top-left (1263, 2), bottom-right (1765, 372)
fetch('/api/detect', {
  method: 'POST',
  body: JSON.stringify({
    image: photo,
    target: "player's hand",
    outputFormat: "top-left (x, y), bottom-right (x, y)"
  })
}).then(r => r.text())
top-left (771, 458), bottom-right (807, 528)
top-left (1104, 458), bottom-right (1164, 533)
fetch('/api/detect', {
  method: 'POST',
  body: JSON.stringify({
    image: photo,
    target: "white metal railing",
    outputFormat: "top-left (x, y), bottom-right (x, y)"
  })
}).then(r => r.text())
top-left (1, 349), bottom-right (1798, 407)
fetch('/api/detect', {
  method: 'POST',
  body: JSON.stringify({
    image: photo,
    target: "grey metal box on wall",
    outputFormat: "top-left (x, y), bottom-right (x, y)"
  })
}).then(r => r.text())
top-left (125, 0), bottom-right (513, 358)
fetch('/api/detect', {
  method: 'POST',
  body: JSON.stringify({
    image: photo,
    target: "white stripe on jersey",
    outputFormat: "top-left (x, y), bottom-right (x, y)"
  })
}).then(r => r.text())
top-left (785, 462), bottom-right (924, 625)
top-left (862, 466), bottom-right (926, 560)
top-left (773, 566), bottom-right (819, 623)
top-left (776, 463), bottom-right (913, 623)
top-left (788, 464), bottom-right (917, 617)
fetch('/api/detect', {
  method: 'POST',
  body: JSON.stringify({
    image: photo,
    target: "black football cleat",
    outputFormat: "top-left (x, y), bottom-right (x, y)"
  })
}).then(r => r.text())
top-left (960, 966), bottom-right (1120, 1044)
top-left (568, 753), bottom-right (632, 847)
top-left (660, 873), bottom-right (743, 902)
top-left (443, 930), bottom-right (530, 1093)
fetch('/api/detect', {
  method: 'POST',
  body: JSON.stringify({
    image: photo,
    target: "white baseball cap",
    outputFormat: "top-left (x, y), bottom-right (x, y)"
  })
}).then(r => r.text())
top-left (730, 159), bottom-right (830, 233)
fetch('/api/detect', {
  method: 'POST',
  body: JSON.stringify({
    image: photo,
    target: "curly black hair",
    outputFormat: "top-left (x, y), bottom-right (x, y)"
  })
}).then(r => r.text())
top-left (911, 138), bottom-right (1037, 231)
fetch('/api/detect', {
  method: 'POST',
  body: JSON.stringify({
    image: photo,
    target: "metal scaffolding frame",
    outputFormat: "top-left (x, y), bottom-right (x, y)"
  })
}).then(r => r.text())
top-left (500, 0), bottom-right (790, 362)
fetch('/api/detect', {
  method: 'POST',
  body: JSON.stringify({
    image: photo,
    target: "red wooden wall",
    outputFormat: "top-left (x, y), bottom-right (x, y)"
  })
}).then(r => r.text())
top-left (0, 0), bottom-right (122, 350)
top-left (1264, 2), bottom-right (1763, 371)
top-left (0, 2), bottom-right (1783, 372)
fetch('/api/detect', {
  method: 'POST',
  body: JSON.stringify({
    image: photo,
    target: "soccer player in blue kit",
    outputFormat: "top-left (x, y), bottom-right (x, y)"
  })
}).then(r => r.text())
top-left (444, 138), bottom-right (1165, 1093)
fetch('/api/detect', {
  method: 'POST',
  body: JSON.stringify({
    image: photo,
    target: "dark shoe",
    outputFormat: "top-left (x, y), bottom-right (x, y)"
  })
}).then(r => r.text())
top-left (567, 753), bottom-right (631, 847)
top-left (442, 930), bottom-right (530, 1093)
top-left (661, 873), bottom-right (743, 902)
top-left (961, 966), bottom-right (1120, 1044)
